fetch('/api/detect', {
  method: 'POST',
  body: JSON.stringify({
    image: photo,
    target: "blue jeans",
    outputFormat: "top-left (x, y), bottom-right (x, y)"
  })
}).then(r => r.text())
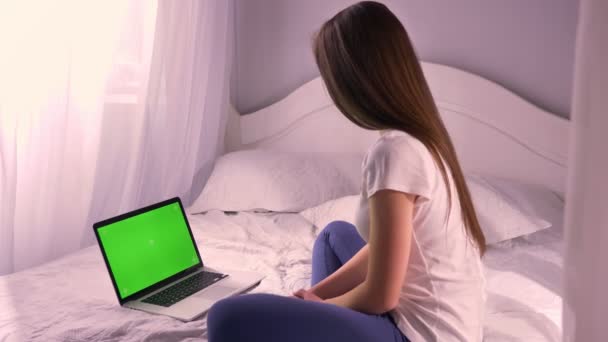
top-left (207, 221), bottom-right (409, 342)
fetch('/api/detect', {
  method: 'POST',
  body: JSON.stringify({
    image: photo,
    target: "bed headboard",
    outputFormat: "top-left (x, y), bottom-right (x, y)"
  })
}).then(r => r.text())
top-left (225, 62), bottom-right (570, 194)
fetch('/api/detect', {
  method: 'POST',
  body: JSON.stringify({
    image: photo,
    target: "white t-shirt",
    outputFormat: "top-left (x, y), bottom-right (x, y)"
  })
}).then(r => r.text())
top-left (355, 130), bottom-right (486, 342)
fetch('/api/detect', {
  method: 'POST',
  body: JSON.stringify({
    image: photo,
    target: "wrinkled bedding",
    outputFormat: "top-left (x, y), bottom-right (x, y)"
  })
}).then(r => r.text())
top-left (483, 222), bottom-right (563, 341)
top-left (0, 211), bottom-right (563, 341)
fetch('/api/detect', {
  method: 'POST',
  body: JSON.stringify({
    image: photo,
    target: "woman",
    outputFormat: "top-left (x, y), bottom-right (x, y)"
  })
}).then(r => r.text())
top-left (207, 2), bottom-right (486, 341)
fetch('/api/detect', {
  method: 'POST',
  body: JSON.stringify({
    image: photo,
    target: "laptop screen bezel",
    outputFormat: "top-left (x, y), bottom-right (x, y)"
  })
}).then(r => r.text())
top-left (93, 197), bottom-right (204, 305)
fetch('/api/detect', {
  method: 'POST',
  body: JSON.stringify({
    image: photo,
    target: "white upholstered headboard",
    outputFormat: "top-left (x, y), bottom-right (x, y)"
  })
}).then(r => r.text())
top-left (224, 62), bottom-right (570, 194)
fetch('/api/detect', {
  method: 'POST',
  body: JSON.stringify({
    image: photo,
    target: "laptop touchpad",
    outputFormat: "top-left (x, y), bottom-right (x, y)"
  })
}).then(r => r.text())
top-left (197, 285), bottom-right (236, 300)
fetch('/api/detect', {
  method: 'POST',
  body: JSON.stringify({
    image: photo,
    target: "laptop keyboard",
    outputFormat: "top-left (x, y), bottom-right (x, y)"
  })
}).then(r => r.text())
top-left (142, 271), bottom-right (227, 307)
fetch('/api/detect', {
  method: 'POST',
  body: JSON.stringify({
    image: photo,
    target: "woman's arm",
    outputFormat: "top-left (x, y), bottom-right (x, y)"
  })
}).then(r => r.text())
top-left (325, 189), bottom-right (414, 314)
top-left (309, 244), bottom-right (369, 299)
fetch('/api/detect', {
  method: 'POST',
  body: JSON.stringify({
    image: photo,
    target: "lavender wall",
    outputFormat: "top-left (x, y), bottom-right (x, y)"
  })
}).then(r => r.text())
top-left (234, 0), bottom-right (578, 118)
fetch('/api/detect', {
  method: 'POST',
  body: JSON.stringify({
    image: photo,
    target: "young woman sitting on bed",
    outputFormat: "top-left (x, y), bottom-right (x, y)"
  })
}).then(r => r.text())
top-left (207, 1), bottom-right (486, 341)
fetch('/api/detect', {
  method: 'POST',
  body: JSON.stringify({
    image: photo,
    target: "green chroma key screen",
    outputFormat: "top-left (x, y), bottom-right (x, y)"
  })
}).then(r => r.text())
top-left (97, 202), bottom-right (200, 299)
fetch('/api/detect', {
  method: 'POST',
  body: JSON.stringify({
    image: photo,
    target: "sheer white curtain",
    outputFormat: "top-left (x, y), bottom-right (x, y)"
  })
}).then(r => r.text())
top-left (0, 0), bottom-right (233, 275)
top-left (563, 0), bottom-right (608, 341)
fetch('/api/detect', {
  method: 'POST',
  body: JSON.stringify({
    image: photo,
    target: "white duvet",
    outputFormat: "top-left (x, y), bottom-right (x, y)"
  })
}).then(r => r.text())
top-left (0, 211), bottom-right (562, 341)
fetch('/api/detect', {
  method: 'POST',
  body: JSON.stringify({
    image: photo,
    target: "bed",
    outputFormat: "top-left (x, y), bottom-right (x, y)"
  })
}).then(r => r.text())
top-left (0, 62), bottom-right (569, 341)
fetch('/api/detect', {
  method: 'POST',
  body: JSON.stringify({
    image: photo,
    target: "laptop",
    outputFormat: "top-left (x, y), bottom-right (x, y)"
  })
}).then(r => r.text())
top-left (93, 197), bottom-right (264, 321)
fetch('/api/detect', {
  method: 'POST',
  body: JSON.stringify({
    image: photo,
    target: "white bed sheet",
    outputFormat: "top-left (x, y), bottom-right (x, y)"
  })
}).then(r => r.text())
top-left (483, 224), bottom-right (563, 341)
top-left (0, 211), bottom-right (563, 341)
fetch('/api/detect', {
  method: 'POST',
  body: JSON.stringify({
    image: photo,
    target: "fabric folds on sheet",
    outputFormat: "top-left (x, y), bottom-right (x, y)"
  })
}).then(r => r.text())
top-left (0, 212), bottom-right (562, 341)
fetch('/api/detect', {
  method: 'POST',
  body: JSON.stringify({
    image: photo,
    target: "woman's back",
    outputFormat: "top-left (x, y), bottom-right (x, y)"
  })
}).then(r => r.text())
top-left (355, 130), bottom-right (485, 342)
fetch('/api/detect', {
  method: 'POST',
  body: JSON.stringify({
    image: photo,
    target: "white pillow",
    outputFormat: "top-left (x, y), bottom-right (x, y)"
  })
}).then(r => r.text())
top-left (466, 175), bottom-right (564, 244)
top-left (299, 195), bottom-right (360, 234)
top-left (188, 150), bottom-right (363, 213)
top-left (299, 175), bottom-right (564, 245)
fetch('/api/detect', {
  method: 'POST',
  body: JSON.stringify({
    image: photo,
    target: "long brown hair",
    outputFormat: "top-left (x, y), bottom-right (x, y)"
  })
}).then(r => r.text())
top-left (313, 1), bottom-right (486, 255)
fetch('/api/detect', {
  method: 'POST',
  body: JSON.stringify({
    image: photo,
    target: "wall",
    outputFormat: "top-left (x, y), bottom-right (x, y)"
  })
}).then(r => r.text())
top-left (234, 0), bottom-right (578, 118)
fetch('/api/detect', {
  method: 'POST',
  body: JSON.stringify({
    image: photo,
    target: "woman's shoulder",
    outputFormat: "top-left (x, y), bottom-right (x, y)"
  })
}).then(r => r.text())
top-left (361, 129), bottom-right (439, 200)
top-left (364, 129), bottom-right (432, 167)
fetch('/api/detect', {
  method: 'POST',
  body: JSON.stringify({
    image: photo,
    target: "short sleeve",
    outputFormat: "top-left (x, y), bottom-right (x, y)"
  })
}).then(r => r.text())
top-left (363, 135), bottom-right (436, 201)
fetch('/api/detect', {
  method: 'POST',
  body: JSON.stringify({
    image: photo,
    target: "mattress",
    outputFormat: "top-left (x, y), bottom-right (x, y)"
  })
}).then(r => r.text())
top-left (483, 222), bottom-right (563, 341)
top-left (0, 211), bottom-right (563, 341)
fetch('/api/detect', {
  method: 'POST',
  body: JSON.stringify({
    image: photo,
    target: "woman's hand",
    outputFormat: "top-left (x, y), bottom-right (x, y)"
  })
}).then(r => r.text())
top-left (292, 288), bottom-right (324, 303)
